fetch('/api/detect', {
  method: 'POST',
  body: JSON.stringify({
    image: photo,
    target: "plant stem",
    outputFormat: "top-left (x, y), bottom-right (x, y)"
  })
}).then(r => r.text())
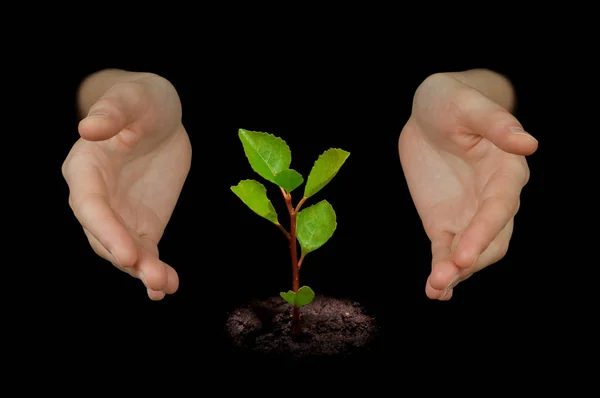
top-left (298, 254), bottom-right (305, 270)
top-left (295, 196), bottom-right (307, 212)
top-left (275, 222), bottom-right (291, 240)
top-left (281, 188), bottom-right (307, 335)
top-left (290, 212), bottom-right (301, 334)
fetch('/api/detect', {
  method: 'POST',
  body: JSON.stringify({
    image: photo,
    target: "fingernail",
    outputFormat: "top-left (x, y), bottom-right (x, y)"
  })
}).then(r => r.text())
top-left (440, 274), bottom-right (461, 300)
top-left (87, 110), bottom-right (108, 119)
top-left (509, 127), bottom-right (537, 143)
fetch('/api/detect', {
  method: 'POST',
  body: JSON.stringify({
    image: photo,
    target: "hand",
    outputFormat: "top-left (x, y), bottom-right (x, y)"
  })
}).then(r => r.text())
top-left (62, 70), bottom-right (191, 300)
top-left (398, 71), bottom-right (538, 300)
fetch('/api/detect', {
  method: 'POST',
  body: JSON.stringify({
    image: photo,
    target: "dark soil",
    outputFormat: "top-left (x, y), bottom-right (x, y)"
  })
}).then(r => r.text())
top-left (224, 295), bottom-right (378, 363)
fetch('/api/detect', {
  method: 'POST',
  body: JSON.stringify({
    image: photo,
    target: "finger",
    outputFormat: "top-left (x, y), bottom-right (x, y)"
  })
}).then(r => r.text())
top-left (453, 159), bottom-right (526, 268)
top-left (426, 279), bottom-right (453, 301)
top-left (141, 267), bottom-right (178, 299)
top-left (428, 257), bottom-right (462, 293)
top-left (78, 80), bottom-right (147, 142)
top-left (428, 232), bottom-right (459, 291)
top-left (439, 274), bottom-right (473, 301)
top-left (466, 220), bottom-right (514, 274)
top-left (65, 163), bottom-right (137, 268)
top-left (429, 226), bottom-right (512, 300)
top-left (84, 228), bottom-right (139, 277)
top-left (164, 265), bottom-right (179, 294)
top-left (460, 93), bottom-right (538, 156)
top-left (86, 229), bottom-right (179, 298)
top-left (426, 232), bottom-right (461, 299)
top-left (147, 289), bottom-right (166, 301)
top-left (136, 247), bottom-right (167, 292)
top-left (74, 195), bottom-right (138, 268)
top-left (136, 240), bottom-right (179, 295)
top-left (427, 231), bottom-right (480, 300)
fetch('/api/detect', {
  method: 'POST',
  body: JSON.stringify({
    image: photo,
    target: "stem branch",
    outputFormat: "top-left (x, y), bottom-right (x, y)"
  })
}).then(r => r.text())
top-left (275, 223), bottom-right (290, 240)
top-left (298, 254), bottom-right (305, 270)
top-left (295, 196), bottom-right (308, 213)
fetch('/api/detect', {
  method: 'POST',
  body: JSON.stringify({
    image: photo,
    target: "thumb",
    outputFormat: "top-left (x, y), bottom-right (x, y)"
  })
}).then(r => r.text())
top-left (78, 81), bottom-right (146, 142)
top-left (463, 96), bottom-right (539, 156)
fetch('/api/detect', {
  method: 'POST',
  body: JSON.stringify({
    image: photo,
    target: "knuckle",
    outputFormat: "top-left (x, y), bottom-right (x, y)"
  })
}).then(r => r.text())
top-left (109, 80), bottom-right (146, 104)
top-left (514, 199), bottom-right (521, 216)
top-left (497, 240), bottom-right (510, 258)
top-left (448, 87), bottom-right (491, 131)
top-left (69, 194), bottom-right (84, 216)
top-left (486, 239), bottom-right (510, 264)
top-left (69, 194), bottom-right (100, 222)
top-left (132, 72), bottom-right (177, 98)
top-left (522, 160), bottom-right (531, 186)
top-left (90, 242), bottom-right (105, 258)
top-left (453, 91), bottom-right (502, 122)
top-left (413, 72), bottom-right (454, 107)
top-left (141, 72), bottom-right (173, 88)
top-left (61, 159), bottom-right (69, 180)
top-left (90, 97), bottom-right (119, 115)
top-left (419, 72), bottom-right (455, 91)
top-left (486, 196), bottom-right (519, 218)
top-left (85, 232), bottom-right (108, 259)
top-left (450, 86), bottom-right (477, 113)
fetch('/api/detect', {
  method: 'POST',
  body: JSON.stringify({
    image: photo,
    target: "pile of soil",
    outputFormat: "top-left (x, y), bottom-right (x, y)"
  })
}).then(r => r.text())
top-left (224, 295), bottom-right (378, 363)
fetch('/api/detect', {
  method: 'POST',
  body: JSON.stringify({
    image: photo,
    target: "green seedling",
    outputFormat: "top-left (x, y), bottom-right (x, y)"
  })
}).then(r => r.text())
top-left (231, 128), bottom-right (350, 334)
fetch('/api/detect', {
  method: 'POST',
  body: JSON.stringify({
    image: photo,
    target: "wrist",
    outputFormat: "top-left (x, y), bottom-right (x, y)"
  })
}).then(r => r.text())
top-left (446, 68), bottom-right (516, 112)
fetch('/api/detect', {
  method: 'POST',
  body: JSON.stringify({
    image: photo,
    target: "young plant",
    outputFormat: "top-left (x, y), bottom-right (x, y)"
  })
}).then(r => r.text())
top-left (231, 128), bottom-right (350, 334)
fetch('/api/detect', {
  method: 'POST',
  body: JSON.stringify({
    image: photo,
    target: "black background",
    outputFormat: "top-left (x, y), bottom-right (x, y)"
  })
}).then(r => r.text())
top-left (12, 26), bottom-right (561, 384)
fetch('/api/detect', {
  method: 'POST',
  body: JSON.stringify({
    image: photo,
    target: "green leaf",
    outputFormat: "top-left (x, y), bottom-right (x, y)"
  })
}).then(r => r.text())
top-left (296, 200), bottom-right (337, 256)
top-left (295, 286), bottom-right (315, 307)
top-left (303, 148), bottom-right (350, 198)
top-left (279, 286), bottom-right (315, 307)
top-left (238, 129), bottom-right (292, 184)
top-left (280, 290), bottom-right (295, 306)
top-left (231, 179), bottom-right (278, 223)
top-left (274, 169), bottom-right (304, 193)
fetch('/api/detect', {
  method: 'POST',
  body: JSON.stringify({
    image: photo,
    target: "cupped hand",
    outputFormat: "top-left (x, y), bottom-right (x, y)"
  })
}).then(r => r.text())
top-left (398, 72), bottom-right (538, 300)
top-left (62, 71), bottom-right (191, 300)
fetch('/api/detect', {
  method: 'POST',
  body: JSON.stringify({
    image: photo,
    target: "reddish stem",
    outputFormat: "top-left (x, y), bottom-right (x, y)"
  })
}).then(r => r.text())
top-left (298, 254), bottom-right (305, 270)
top-left (275, 222), bottom-right (291, 240)
top-left (281, 188), bottom-right (308, 335)
top-left (295, 196), bottom-right (308, 213)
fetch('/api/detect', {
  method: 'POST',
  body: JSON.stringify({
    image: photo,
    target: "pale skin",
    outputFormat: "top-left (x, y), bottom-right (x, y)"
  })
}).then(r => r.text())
top-left (62, 70), bottom-right (191, 300)
top-left (62, 68), bottom-right (537, 301)
top-left (399, 69), bottom-right (538, 300)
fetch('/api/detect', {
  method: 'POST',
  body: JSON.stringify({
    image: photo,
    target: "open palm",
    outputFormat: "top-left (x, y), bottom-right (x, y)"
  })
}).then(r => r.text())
top-left (399, 73), bottom-right (538, 300)
top-left (62, 73), bottom-right (191, 300)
